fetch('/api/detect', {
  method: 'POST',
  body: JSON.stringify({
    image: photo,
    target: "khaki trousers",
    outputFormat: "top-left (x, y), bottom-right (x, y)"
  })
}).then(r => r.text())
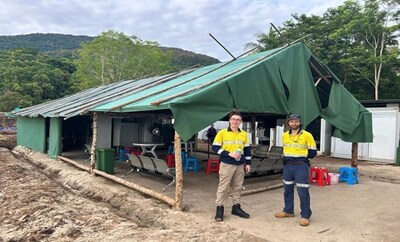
top-left (215, 162), bottom-right (245, 206)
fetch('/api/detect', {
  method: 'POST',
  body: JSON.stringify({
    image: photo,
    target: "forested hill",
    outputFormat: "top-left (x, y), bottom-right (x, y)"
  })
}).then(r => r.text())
top-left (0, 33), bottom-right (220, 67)
top-left (0, 33), bottom-right (93, 52)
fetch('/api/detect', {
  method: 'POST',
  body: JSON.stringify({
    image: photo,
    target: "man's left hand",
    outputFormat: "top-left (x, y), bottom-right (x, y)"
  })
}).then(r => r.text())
top-left (245, 165), bottom-right (251, 174)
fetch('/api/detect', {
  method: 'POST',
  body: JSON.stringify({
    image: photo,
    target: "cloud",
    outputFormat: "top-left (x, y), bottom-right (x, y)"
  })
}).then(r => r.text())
top-left (0, 0), bottom-right (345, 60)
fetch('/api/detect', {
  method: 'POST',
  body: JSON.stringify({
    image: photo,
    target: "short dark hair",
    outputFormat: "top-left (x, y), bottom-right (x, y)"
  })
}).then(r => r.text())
top-left (229, 111), bottom-right (242, 119)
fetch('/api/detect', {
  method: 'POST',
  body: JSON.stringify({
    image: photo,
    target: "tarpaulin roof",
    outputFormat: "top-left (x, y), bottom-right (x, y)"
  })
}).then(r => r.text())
top-left (14, 42), bottom-right (373, 143)
top-left (93, 43), bottom-right (372, 142)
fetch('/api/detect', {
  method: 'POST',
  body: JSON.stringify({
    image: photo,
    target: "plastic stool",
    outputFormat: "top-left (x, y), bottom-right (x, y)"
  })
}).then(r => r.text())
top-left (339, 166), bottom-right (359, 185)
top-left (181, 151), bottom-right (187, 166)
top-left (309, 167), bottom-right (329, 186)
top-left (130, 151), bottom-right (141, 156)
top-left (184, 157), bottom-right (199, 172)
top-left (165, 154), bottom-right (175, 168)
top-left (206, 158), bottom-right (219, 174)
top-left (119, 149), bottom-right (130, 162)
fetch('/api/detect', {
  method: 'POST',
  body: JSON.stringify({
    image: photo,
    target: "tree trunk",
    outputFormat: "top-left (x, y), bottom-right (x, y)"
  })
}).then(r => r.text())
top-left (351, 143), bottom-right (358, 168)
top-left (101, 56), bottom-right (105, 85)
top-left (90, 112), bottom-right (98, 173)
top-left (174, 131), bottom-right (184, 211)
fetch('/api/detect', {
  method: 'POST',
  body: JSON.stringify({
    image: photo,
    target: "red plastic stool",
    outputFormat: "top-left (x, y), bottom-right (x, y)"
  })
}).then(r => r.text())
top-left (130, 150), bottom-right (141, 156)
top-left (309, 167), bottom-right (329, 186)
top-left (165, 154), bottom-right (175, 168)
top-left (206, 158), bottom-right (220, 174)
top-left (130, 150), bottom-right (142, 155)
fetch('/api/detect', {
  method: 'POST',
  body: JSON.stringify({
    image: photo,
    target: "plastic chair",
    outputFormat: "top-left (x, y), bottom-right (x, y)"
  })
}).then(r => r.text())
top-left (184, 157), bottom-right (199, 172)
top-left (309, 167), bottom-right (329, 186)
top-left (339, 166), bottom-right (359, 185)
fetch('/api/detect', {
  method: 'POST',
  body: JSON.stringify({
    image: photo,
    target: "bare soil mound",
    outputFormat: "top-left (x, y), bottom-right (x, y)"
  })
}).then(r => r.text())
top-left (0, 130), bottom-right (16, 149)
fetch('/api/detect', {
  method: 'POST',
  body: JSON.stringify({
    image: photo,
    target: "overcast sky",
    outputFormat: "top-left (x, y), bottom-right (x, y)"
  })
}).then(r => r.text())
top-left (0, 0), bottom-right (345, 61)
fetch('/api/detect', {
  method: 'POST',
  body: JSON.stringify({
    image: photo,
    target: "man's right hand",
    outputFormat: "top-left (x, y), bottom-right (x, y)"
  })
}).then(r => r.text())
top-left (229, 152), bottom-right (241, 160)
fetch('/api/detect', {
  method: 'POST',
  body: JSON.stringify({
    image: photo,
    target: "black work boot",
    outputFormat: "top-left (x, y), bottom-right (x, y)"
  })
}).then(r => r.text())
top-left (231, 204), bottom-right (250, 219)
top-left (215, 206), bottom-right (224, 221)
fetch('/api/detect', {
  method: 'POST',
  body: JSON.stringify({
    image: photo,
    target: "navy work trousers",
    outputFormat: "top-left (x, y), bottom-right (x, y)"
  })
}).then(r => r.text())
top-left (282, 162), bottom-right (312, 219)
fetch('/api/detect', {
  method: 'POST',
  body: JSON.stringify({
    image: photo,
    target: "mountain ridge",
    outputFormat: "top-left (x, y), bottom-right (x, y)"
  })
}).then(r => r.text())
top-left (0, 33), bottom-right (220, 67)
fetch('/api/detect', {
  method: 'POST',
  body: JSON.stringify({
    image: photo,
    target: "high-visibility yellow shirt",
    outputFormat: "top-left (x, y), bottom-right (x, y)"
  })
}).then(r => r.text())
top-left (282, 130), bottom-right (317, 158)
top-left (212, 127), bottom-right (252, 165)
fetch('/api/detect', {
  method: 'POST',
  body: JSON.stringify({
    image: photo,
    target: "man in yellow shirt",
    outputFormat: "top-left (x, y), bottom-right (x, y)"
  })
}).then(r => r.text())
top-left (275, 114), bottom-right (317, 226)
top-left (212, 111), bottom-right (251, 221)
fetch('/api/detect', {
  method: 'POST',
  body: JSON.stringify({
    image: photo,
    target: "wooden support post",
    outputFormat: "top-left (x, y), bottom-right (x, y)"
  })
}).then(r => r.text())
top-left (90, 112), bottom-right (98, 173)
top-left (251, 116), bottom-right (256, 145)
top-left (174, 131), bottom-right (184, 210)
top-left (351, 143), bottom-right (358, 168)
top-left (57, 156), bottom-right (175, 207)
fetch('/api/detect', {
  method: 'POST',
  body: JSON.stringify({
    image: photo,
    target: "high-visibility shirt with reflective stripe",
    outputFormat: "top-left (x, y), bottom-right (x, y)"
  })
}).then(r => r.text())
top-left (213, 128), bottom-right (249, 153)
top-left (212, 127), bottom-right (251, 165)
top-left (282, 130), bottom-right (316, 158)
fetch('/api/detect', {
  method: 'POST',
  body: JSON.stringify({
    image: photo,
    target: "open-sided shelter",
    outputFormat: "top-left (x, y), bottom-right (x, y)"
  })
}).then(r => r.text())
top-left (13, 42), bottom-right (373, 209)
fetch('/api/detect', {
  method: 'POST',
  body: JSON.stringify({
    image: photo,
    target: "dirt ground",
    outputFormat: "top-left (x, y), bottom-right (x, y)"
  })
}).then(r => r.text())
top-left (1, 146), bottom-right (400, 242)
top-left (0, 147), bottom-right (262, 242)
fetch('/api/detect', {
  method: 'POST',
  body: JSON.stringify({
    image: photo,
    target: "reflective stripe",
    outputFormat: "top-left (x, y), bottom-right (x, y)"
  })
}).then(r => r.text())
top-left (283, 179), bottom-right (295, 185)
top-left (296, 183), bottom-right (310, 188)
top-left (244, 144), bottom-right (251, 147)
top-left (217, 149), bottom-right (224, 155)
top-left (223, 140), bottom-right (245, 145)
top-left (283, 143), bottom-right (308, 149)
top-left (245, 156), bottom-right (251, 160)
top-left (282, 130), bottom-right (317, 157)
top-left (213, 128), bottom-right (250, 153)
top-left (284, 154), bottom-right (308, 158)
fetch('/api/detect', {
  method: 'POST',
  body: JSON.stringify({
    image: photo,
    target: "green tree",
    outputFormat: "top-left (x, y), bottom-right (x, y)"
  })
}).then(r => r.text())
top-left (0, 49), bottom-right (75, 111)
top-left (327, 0), bottom-right (399, 100)
top-left (72, 30), bottom-right (173, 90)
top-left (252, 0), bottom-right (400, 100)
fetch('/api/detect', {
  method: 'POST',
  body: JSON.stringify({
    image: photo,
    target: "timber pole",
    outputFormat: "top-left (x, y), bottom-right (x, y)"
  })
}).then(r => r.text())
top-left (174, 131), bottom-right (184, 210)
top-left (90, 112), bottom-right (98, 173)
top-left (57, 156), bottom-right (175, 206)
top-left (251, 116), bottom-right (256, 145)
top-left (351, 143), bottom-right (358, 168)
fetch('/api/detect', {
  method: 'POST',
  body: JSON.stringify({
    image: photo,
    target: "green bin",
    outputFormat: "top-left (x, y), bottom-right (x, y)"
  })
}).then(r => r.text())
top-left (96, 148), bottom-right (115, 174)
top-left (396, 146), bottom-right (400, 166)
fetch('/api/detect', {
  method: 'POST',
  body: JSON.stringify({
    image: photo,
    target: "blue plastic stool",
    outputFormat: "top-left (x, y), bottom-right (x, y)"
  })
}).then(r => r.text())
top-left (168, 146), bottom-right (174, 154)
top-left (181, 151), bottom-right (187, 166)
top-left (184, 157), bottom-right (199, 172)
top-left (339, 166), bottom-right (359, 185)
top-left (118, 149), bottom-right (129, 162)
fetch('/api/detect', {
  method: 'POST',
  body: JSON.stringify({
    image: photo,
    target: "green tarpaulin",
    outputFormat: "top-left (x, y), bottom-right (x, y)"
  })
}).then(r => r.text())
top-left (17, 117), bottom-right (46, 152)
top-left (48, 117), bottom-right (62, 158)
top-left (92, 43), bottom-right (373, 143)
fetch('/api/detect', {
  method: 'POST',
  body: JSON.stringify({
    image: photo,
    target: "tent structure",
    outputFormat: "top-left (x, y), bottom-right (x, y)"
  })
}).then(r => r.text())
top-left (13, 42), bottom-right (373, 209)
top-left (92, 42), bottom-right (372, 143)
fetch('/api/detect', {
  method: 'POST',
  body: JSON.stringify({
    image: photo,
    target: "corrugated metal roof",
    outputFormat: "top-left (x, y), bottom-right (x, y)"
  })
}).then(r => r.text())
top-left (13, 46), bottom-right (278, 119)
top-left (13, 68), bottom-right (198, 119)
